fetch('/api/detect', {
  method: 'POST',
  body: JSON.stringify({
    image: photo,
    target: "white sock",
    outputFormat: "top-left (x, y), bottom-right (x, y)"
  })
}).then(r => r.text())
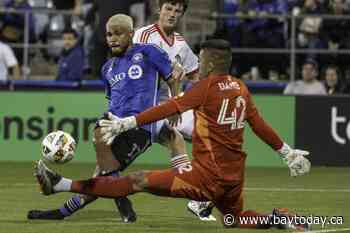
top-left (171, 154), bottom-right (190, 168)
top-left (53, 178), bottom-right (72, 192)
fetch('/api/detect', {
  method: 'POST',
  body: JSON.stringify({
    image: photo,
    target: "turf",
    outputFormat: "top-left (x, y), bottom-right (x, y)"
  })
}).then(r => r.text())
top-left (0, 161), bottom-right (348, 233)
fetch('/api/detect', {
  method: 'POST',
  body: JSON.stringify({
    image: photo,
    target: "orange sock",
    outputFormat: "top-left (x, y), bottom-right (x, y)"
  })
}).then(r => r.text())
top-left (71, 176), bottom-right (134, 198)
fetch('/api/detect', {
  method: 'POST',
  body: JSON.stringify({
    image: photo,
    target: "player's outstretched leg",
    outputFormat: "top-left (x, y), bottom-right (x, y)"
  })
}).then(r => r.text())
top-left (28, 167), bottom-right (135, 222)
top-left (27, 195), bottom-right (97, 220)
top-left (28, 163), bottom-right (99, 220)
top-left (159, 124), bottom-right (216, 221)
top-left (187, 201), bottom-right (216, 221)
top-left (271, 208), bottom-right (311, 231)
top-left (219, 208), bottom-right (311, 231)
top-left (34, 160), bottom-right (63, 195)
top-left (33, 159), bottom-right (137, 197)
top-left (28, 164), bottom-right (136, 222)
top-left (28, 159), bottom-right (90, 220)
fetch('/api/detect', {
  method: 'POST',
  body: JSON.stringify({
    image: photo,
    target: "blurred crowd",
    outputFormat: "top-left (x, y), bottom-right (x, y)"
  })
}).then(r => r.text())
top-left (214, 0), bottom-right (350, 93)
top-left (0, 0), bottom-right (349, 95)
top-left (0, 0), bottom-right (151, 81)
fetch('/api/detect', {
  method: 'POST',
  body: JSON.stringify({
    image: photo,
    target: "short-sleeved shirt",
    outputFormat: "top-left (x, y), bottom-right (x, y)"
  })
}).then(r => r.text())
top-left (133, 24), bottom-right (198, 100)
top-left (101, 43), bottom-right (172, 139)
top-left (283, 80), bottom-right (327, 95)
top-left (0, 41), bottom-right (18, 80)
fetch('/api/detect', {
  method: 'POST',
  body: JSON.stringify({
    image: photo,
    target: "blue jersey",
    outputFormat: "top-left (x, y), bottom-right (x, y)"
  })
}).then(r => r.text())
top-left (101, 43), bottom-right (172, 139)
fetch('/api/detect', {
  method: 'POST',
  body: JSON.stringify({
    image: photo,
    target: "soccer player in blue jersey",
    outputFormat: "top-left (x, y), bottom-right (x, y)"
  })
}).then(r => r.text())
top-left (28, 13), bottom-right (187, 222)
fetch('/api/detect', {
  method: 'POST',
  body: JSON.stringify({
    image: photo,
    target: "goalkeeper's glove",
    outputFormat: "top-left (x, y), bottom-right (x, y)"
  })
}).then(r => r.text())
top-left (278, 143), bottom-right (311, 177)
top-left (99, 112), bottom-right (137, 145)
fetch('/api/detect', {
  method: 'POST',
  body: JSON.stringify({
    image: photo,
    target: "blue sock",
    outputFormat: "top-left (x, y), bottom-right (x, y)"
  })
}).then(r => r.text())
top-left (58, 171), bottom-right (120, 217)
top-left (110, 171), bottom-right (120, 177)
top-left (59, 195), bottom-right (83, 217)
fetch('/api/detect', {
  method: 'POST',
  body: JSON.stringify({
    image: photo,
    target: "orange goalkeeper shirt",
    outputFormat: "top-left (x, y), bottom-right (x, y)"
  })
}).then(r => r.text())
top-left (136, 74), bottom-right (283, 181)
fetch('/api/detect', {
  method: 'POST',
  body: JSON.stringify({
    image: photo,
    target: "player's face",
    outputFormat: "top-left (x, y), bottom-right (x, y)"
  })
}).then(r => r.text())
top-left (159, 3), bottom-right (184, 31)
top-left (106, 24), bottom-right (133, 56)
top-left (302, 64), bottom-right (317, 82)
top-left (198, 49), bottom-right (212, 80)
top-left (63, 33), bottom-right (77, 51)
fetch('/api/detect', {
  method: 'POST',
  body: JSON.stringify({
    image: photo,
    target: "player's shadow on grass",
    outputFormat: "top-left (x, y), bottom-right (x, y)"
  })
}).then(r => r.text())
top-left (68, 210), bottom-right (192, 222)
top-left (69, 210), bottom-right (221, 230)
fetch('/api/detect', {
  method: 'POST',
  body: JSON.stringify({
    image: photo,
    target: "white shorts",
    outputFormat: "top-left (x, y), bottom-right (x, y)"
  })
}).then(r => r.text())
top-left (153, 109), bottom-right (194, 142)
top-left (176, 110), bottom-right (194, 140)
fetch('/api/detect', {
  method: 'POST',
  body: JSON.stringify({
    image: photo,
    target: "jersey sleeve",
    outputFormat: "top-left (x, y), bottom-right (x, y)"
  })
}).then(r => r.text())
top-left (146, 45), bottom-right (172, 81)
top-left (100, 61), bottom-right (111, 100)
top-left (244, 84), bottom-right (283, 150)
top-left (3, 45), bottom-right (18, 67)
top-left (182, 43), bottom-right (199, 75)
top-left (133, 28), bottom-right (143, 43)
top-left (136, 77), bottom-right (211, 126)
top-left (283, 82), bottom-right (295, 95)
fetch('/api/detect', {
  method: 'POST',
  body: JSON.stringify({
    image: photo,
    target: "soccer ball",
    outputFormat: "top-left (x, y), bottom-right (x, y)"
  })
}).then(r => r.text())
top-left (41, 130), bottom-right (76, 164)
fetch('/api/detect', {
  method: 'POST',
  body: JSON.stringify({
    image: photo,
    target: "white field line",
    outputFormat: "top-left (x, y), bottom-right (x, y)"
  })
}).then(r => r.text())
top-left (245, 187), bottom-right (350, 193)
top-left (0, 183), bottom-right (350, 193)
top-left (294, 228), bottom-right (350, 233)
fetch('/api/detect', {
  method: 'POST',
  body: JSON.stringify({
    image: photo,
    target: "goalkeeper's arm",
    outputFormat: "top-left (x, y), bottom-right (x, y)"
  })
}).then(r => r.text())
top-left (247, 111), bottom-right (311, 177)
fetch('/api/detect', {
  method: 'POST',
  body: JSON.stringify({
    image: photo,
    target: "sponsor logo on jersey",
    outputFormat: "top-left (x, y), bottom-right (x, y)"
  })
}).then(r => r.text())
top-left (128, 65), bottom-right (143, 80)
top-left (175, 54), bottom-right (183, 65)
top-left (132, 53), bottom-right (144, 63)
top-left (218, 81), bottom-right (240, 91)
top-left (109, 73), bottom-right (126, 87)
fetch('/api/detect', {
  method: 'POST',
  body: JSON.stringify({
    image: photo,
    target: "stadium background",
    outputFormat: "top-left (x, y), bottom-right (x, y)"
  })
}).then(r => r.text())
top-left (0, 1), bottom-right (349, 233)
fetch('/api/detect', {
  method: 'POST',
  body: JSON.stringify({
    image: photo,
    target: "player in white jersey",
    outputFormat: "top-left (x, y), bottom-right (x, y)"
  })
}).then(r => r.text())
top-left (134, 0), bottom-right (196, 139)
top-left (133, 24), bottom-right (198, 80)
top-left (133, 0), bottom-right (215, 221)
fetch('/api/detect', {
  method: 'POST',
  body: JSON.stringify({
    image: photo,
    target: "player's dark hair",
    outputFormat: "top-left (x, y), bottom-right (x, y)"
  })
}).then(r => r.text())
top-left (201, 39), bottom-right (232, 73)
top-left (200, 39), bottom-right (231, 51)
top-left (158, 0), bottom-right (188, 13)
top-left (62, 27), bottom-right (78, 38)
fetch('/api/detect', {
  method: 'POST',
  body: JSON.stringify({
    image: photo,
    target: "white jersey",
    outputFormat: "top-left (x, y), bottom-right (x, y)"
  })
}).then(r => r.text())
top-left (0, 41), bottom-right (18, 81)
top-left (133, 24), bottom-right (198, 75)
top-left (133, 23), bottom-right (197, 139)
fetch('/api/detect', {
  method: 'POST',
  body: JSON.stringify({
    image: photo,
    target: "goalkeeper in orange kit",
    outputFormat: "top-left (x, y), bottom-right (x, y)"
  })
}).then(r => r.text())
top-left (34, 39), bottom-right (311, 231)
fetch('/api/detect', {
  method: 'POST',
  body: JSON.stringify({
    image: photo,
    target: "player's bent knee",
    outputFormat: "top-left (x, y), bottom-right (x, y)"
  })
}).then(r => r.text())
top-left (167, 129), bottom-right (187, 156)
top-left (93, 128), bottom-right (105, 145)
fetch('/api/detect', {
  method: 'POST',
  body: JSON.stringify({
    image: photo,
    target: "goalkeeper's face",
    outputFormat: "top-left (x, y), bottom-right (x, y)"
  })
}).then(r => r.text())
top-left (106, 23), bottom-right (133, 57)
top-left (198, 49), bottom-right (212, 79)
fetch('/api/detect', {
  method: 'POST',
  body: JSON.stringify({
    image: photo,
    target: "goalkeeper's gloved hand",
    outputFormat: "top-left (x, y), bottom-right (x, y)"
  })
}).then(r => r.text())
top-left (278, 143), bottom-right (311, 177)
top-left (99, 112), bottom-right (137, 145)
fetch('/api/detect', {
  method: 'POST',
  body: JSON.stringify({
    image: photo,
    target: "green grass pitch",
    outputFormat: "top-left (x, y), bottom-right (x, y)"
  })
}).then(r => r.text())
top-left (0, 161), bottom-right (348, 233)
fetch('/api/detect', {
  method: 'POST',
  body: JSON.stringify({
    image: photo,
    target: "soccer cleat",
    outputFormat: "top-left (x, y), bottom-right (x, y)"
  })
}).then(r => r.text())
top-left (34, 160), bottom-right (62, 195)
top-left (114, 197), bottom-right (137, 223)
top-left (27, 209), bottom-right (64, 220)
top-left (272, 208), bottom-right (311, 232)
top-left (187, 201), bottom-right (216, 221)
